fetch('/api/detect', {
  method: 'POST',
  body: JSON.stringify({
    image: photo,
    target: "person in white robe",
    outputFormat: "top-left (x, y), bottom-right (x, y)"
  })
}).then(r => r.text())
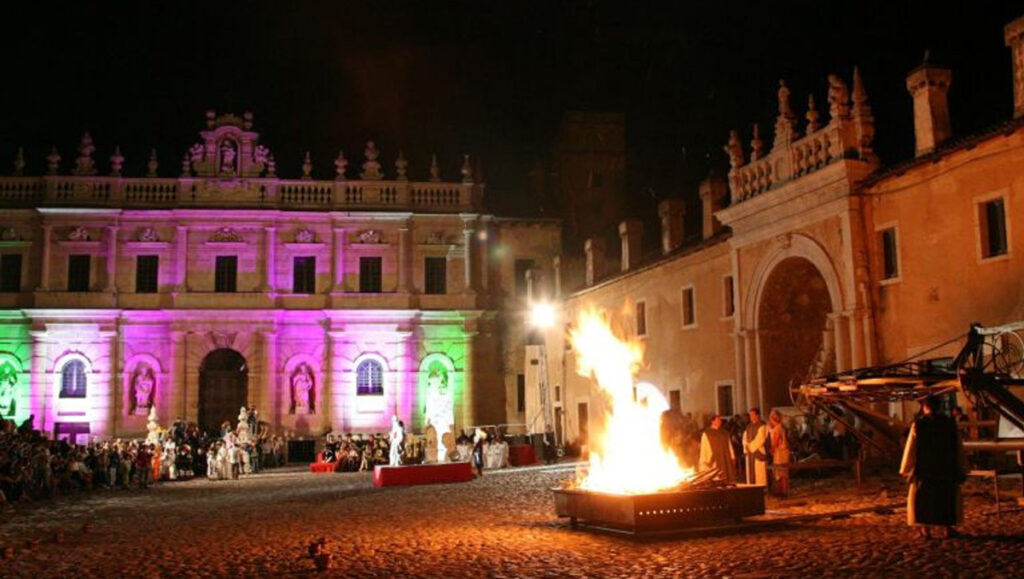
top-left (742, 408), bottom-right (768, 486)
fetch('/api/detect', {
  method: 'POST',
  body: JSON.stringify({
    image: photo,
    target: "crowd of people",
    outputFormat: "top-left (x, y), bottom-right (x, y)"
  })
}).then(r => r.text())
top-left (0, 411), bottom-right (289, 511)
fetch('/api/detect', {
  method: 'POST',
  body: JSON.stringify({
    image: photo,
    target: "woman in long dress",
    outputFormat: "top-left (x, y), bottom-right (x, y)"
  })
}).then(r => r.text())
top-left (899, 395), bottom-right (967, 539)
top-left (768, 410), bottom-right (791, 496)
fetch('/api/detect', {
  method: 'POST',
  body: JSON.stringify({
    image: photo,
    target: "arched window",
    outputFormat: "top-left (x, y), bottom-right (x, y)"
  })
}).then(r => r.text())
top-left (60, 360), bottom-right (87, 398)
top-left (355, 359), bottom-right (384, 396)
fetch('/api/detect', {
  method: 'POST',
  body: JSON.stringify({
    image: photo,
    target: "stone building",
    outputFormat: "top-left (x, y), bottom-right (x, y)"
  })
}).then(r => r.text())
top-left (545, 16), bottom-right (1024, 446)
top-left (0, 111), bottom-right (560, 443)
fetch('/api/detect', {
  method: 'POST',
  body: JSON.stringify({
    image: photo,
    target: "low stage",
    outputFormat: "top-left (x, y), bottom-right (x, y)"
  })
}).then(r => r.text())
top-left (373, 462), bottom-right (474, 487)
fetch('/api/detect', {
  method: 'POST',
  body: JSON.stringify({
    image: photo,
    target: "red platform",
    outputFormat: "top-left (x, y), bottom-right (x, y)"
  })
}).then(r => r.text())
top-left (373, 462), bottom-right (473, 487)
top-left (508, 444), bottom-right (537, 466)
top-left (309, 453), bottom-right (338, 474)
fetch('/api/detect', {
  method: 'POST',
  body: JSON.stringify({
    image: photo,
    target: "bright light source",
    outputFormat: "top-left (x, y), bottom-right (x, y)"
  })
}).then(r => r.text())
top-left (529, 302), bottom-right (557, 328)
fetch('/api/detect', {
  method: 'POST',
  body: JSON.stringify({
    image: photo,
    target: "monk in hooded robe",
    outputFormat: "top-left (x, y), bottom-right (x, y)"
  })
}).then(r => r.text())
top-left (900, 395), bottom-right (967, 539)
top-left (699, 414), bottom-right (737, 482)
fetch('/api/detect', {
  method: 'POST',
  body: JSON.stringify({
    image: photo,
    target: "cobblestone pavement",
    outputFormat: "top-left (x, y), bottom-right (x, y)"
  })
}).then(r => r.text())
top-left (1, 464), bottom-right (1023, 577)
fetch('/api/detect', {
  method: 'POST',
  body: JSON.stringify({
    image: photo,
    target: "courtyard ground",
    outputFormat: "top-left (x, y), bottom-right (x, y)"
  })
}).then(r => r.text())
top-left (1, 464), bottom-right (1023, 577)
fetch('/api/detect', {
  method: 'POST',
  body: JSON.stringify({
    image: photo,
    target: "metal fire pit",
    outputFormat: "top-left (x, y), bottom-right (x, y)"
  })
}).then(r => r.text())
top-left (553, 485), bottom-right (765, 534)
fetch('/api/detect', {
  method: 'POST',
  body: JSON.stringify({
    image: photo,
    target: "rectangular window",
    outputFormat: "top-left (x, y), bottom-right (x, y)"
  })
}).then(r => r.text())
top-left (0, 253), bottom-right (22, 292)
top-left (425, 257), bottom-right (447, 295)
top-left (135, 255), bottom-right (159, 293)
top-left (359, 256), bottom-right (382, 293)
top-left (980, 198), bottom-right (1008, 258)
top-left (880, 228), bottom-right (899, 279)
top-left (517, 373), bottom-right (526, 413)
top-left (636, 300), bottom-right (647, 336)
top-left (67, 254), bottom-right (91, 292)
top-left (514, 258), bottom-right (535, 297)
top-left (717, 383), bottom-right (734, 417)
top-left (669, 389), bottom-right (681, 412)
top-left (681, 286), bottom-right (696, 327)
top-left (293, 256), bottom-right (316, 294)
top-left (214, 255), bottom-right (237, 293)
top-left (723, 275), bottom-right (735, 317)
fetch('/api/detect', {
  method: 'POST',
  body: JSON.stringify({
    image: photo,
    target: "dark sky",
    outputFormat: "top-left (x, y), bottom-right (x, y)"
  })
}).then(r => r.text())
top-left (1, 2), bottom-right (1020, 222)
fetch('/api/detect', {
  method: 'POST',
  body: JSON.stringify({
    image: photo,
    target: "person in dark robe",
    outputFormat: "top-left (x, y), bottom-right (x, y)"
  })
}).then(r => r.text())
top-left (899, 395), bottom-right (967, 539)
top-left (472, 428), bottom-right (487, 477)
top-left (699, 414), bottom-right (737, 482)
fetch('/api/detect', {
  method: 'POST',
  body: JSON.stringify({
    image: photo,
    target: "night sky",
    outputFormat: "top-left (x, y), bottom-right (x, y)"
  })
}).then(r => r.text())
top-left (1, 2), bottom-right (1020, 224)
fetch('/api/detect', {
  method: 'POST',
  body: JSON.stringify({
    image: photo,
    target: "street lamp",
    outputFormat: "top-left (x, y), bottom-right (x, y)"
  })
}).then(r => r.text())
top-left (526, 300), bottom-right (558, 444)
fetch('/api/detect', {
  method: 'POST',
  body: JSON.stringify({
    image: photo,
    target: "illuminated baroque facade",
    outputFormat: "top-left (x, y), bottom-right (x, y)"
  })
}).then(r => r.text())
top-left (546, 16), bottom-right (1024, 446)
top-left (0, 112), bottom-right (560, 443)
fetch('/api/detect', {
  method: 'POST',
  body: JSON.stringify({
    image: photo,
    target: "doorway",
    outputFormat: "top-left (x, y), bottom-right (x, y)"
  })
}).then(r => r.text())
top-left (199, 348), bottom-right (248, 436)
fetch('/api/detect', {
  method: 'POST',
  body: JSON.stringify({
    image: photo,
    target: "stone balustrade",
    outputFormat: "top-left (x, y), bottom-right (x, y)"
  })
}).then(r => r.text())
top-left (0, 175), bottom-right (482, 212)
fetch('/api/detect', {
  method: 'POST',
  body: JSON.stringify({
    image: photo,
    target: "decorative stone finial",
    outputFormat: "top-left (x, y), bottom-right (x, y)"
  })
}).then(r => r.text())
top-left (750, 124), bottom-right (764, 161)
top-left (301, 151), bottom-right (313, 180)
top-left (73, 132), bottom-right (97, 176)
top-left (46, 146), bottom-right (61, 175)
top-left (805, 94), bottom-right (821, 134)
top-left (361, 141), bottom-right (382, 180)
top-left (773, 79), bottom-right (799, 149)
top-left (147, 149), bottom-right (159, 177)
top-left (395, 150), bottom-right (408, 181)
top-left (724, 130), bottom-right (745, 170)
top-left (12, 147), bottom-right (25, 176)
top-left (334, 150), bottom-right (348, 180)
top-left (460, 154), bottom-right (473, 183)
top-left (109, 146), bottom-right (125, 177)
top-left (180, 152), bottom-right (192, 177)
top-left (429, 154), bottom-right (440, 182)
top-left (266, 154), bottom-right (277, 177)
top-left (827, 73), bottom-right (850, 121)
top-left (243, 111), bottom-right (253, 130)
top-left (205, 110), bottom-right (216, 129)
top-left (851, 66), bottom-right (876, 163)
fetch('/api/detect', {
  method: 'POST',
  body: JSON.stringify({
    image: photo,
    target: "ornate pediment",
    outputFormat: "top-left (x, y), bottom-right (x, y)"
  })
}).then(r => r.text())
top-left (425, 231), bottom-right (446, 245)
top-left (0, 227), bottom-right (20, 241)
top-left (185, 111), bottom-right (272, 179)
top-left (210, 227), bottom-right (242, 243)
top-left (67, 226), bottom-right (91, 241)
top-left (295, 228), bottom-right (317, 243)
top-left (137, 227), bottom-right (159, 242)
top-left (357, 229), bottom-right (384, 244)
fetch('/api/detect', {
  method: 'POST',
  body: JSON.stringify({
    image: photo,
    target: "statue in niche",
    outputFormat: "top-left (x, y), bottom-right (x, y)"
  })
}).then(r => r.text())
top-left (137, 227), bottom-right (159, 242)
top-left (67, 226), bottom-right (90, 241)
top-left (290, 363), bottom-right (316, 414)
top-left (0, 360), bottom-right (17, 418)
top-left (236, 406), bottom-right (251, 443)
top-left (219, 140), bottom-right (238, 174)
top-left (423, 360), bottom-right (454, 463)
top-left (130, 363), bottom-right (156, 415)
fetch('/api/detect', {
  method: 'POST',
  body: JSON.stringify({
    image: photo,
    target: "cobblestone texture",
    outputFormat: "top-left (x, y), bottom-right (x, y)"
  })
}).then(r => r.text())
top-left (1, 465), bottom-right (1022, 577)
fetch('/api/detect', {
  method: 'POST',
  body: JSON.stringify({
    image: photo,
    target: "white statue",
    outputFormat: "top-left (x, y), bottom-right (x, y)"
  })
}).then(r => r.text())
top-left (424, 361), bottom-right (454, 463)
top-left (389, 414), bottom-right (405, 467)
top-left (145, 406), bottom-right (161, 445)
top-left (290, 363), bottom-right (315, 414)
top-left (220, 140), bottom-right (237, 174)
top-left (131, 364), bottom-right (156, 415)
top-left (236, 406), bottom-right (251, 444)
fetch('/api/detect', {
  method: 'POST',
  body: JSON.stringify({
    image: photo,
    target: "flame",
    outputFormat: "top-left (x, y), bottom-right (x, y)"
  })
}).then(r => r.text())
top-left (570, 308), bottom-right (694, 494)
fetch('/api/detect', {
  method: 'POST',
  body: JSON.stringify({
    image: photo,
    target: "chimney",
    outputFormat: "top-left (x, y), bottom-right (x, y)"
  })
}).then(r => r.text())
top-left (1006, 16), bottom-right (1024, 119)
top-left (618, 220), bottom-right (643, 272)
top-left (658, 199), bottom-right (685, 254)
top-left (699, 176), bottom-right (728, 240)
top-left (584, 237), bottom-right (606, 286)
top-left (906, 62), bottom-right (952, 156)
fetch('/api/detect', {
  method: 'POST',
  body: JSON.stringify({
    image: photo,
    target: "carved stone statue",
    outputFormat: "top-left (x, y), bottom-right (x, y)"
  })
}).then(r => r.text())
top-left (146, 149), bottom-right (159, 177)
top-left (295, 228), bottom-right (316, 244)
top-left (460, 154), bottom-right (473, 183)
top-left (389, 414), bottom-right (405, 467)
top-left (189, 143), bottom-right (205, 165)
top-left (827, 73), bottom-right (850, 120)
top-left (724, 130), bottom-right (745, 170)
top-left (750, 124), bottom-right (765, 161)
top-left (67, 226), bottom-right (91, 241)
top-left (109, 146), bottom-right (125, 177)
top-left (131, 364), bottom-right (156, 415)
top-left (12, 147), bottom-right (25, 176)
top-left (301, 152), bottom-right (313, 180)
top-left (0, 360), bottom-right (17, 418)
top-left (357, 229), bottom-right (383, 244)
top-left (236, 406), bottom-right (251, 443)
top-left (361, 141), bottom-right (382, 180)
top-left (219, 140), bottom-right (237, 174)
top-left (395, 151), bottom-right (408, 181)
top-left (424, 360), bottom-right (454, 463)
top-left (806, 94), bottom-right (821, 134)
top-left (73, 132), bottom-right (97, 176)
top-left (429, 154), bottom-right (441, 182)
top-left (46, 146), bottom-right (61, 175)
top-left (137, 227), bottom-right (159, 242)
top-left (210, 227), bottom-right (242, 243)
top-left (334, 150), bottom-right (348, 180)
top-left (290, 363), bottom-right (315, 414)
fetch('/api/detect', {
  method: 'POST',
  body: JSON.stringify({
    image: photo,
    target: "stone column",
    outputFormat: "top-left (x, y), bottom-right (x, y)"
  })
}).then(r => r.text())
top-left (462, 227), bottom-right (475, 294)
top-left (743, 330), bottom-right (756, 411)
top-left (261, 331), bottom-right (278, 421)
top-left (733, 330), bottom-right (747, 412)
top-left (104, 225), bottom-right (119, 293)
top-left (460, 334), bottom-right (476, 428)
top-left (823, 317), bottom-right (836, 372)
top-left (862, 310), bottom-right (875, 367)
top-left (398, 226), bottom-right (411, 293)
top-left (831, 313), bottom-right (849, 372)
top-left (169, 331), bottom-right (186, 419)
top-left (174, 225), bottom-right (188, 292)
top-left (848, 311), bottom-right (864, 370)
top-left (38, 225), bottom-right (52, 291)
top-left (263, 226), bottom-right (277, 292)
top-left (29, 333), bottom-right (49, 433)
top-left (331, 228), bottom-right (346, 292)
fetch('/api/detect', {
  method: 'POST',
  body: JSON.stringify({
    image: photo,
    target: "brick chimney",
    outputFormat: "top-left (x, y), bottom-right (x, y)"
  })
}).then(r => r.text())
top-left (906, 62), bottom-right (952, 156)
top-left (699, 176), bottom-right (728, 240)
top-left (1006, 16), bottom-right (1024, 119)
top-left (658, 199), bottom-right (685, 255)
top-left (618, 220), bottom-right (643, 272)
top-left (584, 237), bottom-right (606, 286)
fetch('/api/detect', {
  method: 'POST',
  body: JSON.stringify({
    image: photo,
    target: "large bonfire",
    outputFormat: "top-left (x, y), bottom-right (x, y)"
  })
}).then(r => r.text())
top-left (570, 308), bottom-right (694, 494)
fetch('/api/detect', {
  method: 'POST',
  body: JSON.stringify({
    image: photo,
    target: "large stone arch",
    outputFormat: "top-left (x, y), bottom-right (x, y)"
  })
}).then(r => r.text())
top-left (743, 234), bottom-right (844, 410)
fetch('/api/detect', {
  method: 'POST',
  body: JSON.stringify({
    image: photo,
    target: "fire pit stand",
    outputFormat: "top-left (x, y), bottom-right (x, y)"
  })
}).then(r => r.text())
top-left (553, 485), bottom-right (765, 534)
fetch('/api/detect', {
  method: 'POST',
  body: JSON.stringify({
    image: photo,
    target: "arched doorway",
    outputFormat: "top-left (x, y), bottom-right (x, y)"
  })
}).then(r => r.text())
top-left (199, 349), bottom-right (248, 436)
top-left (758, 257), bottom-right (832, 410)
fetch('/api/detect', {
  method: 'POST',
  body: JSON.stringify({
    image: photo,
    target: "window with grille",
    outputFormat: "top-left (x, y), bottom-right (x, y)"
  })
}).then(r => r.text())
top-left (359, 257), bottom-right (382, 293)
top-left (135, 255), bottom-right (159, 293)
top-left (356, 359), bottom-right (384, 395)
top-left (0, 253), bottom-right (21, 292)
top-left (293, 256), bottom-right (316, 294)
top-left (60, 360), bottom-right (87, 398)
top-left (67, 255), bottom-right (91, 292)
top-left (215, 255), bottom-right (237, 292)
top-left (424, 257), bottom-right (447, 295)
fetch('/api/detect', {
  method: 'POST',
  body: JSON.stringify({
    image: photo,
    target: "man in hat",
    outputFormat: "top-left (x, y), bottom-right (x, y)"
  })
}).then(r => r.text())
top-left (900, 395), bottom-right (967, 539)
top-left (699, 414), bottom-right (737, 482)
top-left (742, 408), bottom-right (768, 486)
